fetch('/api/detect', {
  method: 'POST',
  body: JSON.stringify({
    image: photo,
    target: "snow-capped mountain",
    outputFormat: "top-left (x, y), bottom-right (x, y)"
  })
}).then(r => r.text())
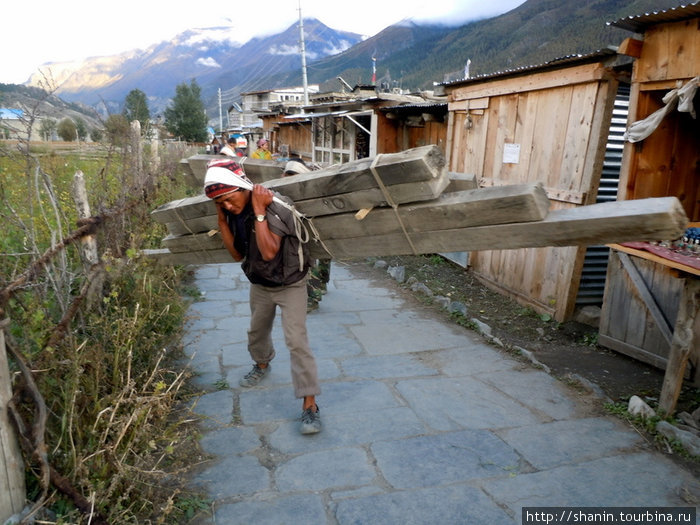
top-left (27, 19), bottom-right (362, 115)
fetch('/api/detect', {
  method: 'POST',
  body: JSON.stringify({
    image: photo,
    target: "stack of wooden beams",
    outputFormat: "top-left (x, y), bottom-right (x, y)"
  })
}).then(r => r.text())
top-left (146, 145), bottom-right (689, 265)
top-left (183, 154), bottom-right (286, 187)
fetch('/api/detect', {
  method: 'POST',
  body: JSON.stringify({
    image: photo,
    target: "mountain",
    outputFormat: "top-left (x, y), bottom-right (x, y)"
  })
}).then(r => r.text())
top-left (28, 19), bottom-right (362, 116)
top-left (23, 0), bottom-right (689, 119)
top-left (263, 0), bottom-right (689, 92)
top-left (0, 83), bottom-right (102, 130)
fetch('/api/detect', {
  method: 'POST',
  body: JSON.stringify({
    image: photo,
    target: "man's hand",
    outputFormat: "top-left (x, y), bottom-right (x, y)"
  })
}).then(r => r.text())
top-left (251, 185), bottom-right (273, 216)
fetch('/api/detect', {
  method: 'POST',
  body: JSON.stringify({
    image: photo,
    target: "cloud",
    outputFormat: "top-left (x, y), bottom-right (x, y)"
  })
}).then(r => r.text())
top-left (268, 44), bottom-right (300, 56)
top-left (196, 57), bottom-right (221, 68)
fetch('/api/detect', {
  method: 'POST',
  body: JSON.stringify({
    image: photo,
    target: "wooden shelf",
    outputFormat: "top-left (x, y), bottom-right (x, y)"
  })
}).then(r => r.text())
top-left (607, 243), bottom-right (700, 277)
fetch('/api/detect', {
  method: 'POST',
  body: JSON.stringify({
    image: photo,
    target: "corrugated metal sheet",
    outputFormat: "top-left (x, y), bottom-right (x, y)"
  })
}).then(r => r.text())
top-left (575, 84), bottom-right (631, 307)
top-left (440, 49), bottom-right (617, 87)
top-left (608, 2), bottom-right (700, 33)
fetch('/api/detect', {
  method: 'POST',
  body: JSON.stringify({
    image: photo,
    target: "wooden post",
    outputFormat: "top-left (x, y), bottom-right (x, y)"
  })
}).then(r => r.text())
top-left (72, 171), bottom-right (103, 308)
top-left (0, 319), bottom-right (26, 521)
top-left (658, 277), bottom-right (700, 415)
top-left (130, 120), bottom-right (143, 181)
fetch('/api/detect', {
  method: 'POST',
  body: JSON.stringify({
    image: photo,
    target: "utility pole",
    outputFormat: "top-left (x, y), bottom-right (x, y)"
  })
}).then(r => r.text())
top-left (372, 55), bottom-right (377, 85)
top-left (218, 88), bottom-right (223, 133)
top-left (298, 0), bottom-right (309, 106)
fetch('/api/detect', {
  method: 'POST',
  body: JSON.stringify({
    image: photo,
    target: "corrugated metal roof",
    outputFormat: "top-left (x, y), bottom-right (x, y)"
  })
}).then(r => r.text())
top-left (608, 2), bottom-right (700, 33)
top-left (378, 102), bottom-right (447, 113)
top-left (441, 48), bottom-right (618, 88)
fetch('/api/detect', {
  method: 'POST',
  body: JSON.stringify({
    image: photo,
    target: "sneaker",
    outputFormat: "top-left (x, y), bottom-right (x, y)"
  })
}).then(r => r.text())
top-left (239, 364), bottom-right (270, 388)
top-left (300, 405), bottom-right (322, 435)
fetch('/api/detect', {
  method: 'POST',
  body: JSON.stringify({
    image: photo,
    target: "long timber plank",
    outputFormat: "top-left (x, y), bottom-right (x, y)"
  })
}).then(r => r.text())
top-left (311, 197), bottom-right (688, 259)
top-left (153, 145), bottom-right (447, 226)
top-left (160, 185), bottom-right (549, 251)
top-left (309, 184), bottom-right (549, 240)
top-left (154, 197), bottom-right (688, 263)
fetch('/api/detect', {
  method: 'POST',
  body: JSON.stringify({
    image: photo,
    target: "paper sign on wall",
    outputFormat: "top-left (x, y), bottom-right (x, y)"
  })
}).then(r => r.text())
top-left (503, 143), bottom-right (520, 164)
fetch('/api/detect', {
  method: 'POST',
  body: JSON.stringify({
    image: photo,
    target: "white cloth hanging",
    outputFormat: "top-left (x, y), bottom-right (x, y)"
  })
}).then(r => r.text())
top-left (623, 75), bottom-right (699, 143)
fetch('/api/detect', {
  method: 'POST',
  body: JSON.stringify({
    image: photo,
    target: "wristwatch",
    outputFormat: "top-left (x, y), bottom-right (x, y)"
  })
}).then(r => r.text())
top-left (255, 214), bottom-right (266, 222)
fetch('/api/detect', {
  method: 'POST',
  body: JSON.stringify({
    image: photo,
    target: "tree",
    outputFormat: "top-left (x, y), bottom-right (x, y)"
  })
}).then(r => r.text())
top-left (57, 118), bottom-right (77, 141)
top-left (104, 114), bottom-right (130, 146)
top-left (74, 117), bottom-right (88, 141)
top-left (123, 89), bottom-right (151, 135)
top-left (163, 79), bottom-right (208, 143)
top-left (39, 117), bottom-right (57, 141)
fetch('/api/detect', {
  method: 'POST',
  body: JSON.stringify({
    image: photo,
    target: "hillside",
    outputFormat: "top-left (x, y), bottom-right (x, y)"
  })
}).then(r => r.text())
top-left (0, 83), bottom-right (102, 130)
top-left (263, 0), bottom-right (689, 92)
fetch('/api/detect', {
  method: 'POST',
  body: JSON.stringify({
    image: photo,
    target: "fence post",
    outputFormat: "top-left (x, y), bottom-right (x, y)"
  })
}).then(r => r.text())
top-left (72, 171), bottom-right (103, 308)
top-left (0, 319), bottom-right (26, 522)
top-left (130, 120), bottom-right (143, 181)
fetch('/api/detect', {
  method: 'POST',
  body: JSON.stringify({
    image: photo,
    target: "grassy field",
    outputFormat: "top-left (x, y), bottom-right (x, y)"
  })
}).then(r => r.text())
top-left (1, 140), bottom-right (212, 523)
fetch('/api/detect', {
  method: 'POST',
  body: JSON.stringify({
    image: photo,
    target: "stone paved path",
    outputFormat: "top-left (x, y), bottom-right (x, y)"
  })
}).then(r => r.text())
top-left (182, 261), bottom-right (698, 524)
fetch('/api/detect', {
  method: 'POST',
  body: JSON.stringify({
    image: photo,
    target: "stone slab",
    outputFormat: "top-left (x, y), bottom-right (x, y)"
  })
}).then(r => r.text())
top-left (214, 494), bottom-right (326, 525)
top-left (275, 448), bottom-right (376, 492)
top-left (267, 406), bottom-right (427, 454)
top-left (496, 417), bottom-right (644, 470)
top-left (481, 453), bottom-right (700, 512)
top-left (335, 484), bottom-right (516, 525)
top-left (192, 455), bottom-right (269, 499)
top-left (351, 311), bottom-right (470, 355)
top-left (396, 377), bottom-right (543, 431)
top-left (339, 354), bottom-right (439, 379)
top-left (479, 368), bottom-right (579, 420)
top-left (371, 430), bottom-right (521, 489)
top-left (198, 426), bottom-right (261, 456)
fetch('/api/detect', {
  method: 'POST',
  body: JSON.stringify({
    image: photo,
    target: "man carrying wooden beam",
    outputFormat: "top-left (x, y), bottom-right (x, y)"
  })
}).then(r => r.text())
top-left (204, 158), bottom-right (322, 435)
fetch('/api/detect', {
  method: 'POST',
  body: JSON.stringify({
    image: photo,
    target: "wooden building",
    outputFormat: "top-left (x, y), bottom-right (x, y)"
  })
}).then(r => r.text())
top-left (598, 3), bottom-right (700, 406)
top-left (441, 50), bottom-right (633, 321)
top-left (259, 86), bottom-right (448, 165)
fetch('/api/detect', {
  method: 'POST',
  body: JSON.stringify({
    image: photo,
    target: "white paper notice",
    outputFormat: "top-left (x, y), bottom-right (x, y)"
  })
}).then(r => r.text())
top-left (503, 143), bottom-right (520, 164)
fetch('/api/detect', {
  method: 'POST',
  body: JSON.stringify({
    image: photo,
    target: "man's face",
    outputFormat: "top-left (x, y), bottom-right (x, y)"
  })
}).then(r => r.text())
top-left (215, 189), bottom-right (249, 215)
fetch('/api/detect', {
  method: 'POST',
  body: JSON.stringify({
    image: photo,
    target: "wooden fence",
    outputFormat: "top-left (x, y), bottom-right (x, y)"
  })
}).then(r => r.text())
top-left (0, 121), bottom-right (160, 523)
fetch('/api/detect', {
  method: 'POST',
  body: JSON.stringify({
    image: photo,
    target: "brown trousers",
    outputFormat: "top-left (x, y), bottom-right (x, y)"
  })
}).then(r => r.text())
top-left (247, 278), bottom-right (320, 398)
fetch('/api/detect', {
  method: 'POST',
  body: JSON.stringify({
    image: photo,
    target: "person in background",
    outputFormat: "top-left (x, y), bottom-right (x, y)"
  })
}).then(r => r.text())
top-left (203, 157), bottom-right (322, 434)
top-left (282, 159), bottom-right (331, 312)
top-left (220, 136), bottom-right (242, 157)
top-left (252, 138), bottom-right (273, 160)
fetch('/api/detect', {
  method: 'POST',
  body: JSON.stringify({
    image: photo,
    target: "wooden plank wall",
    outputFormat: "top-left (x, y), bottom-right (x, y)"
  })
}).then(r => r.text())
top-left (271, 120), bottom-right (314, 159)
top-left (634, 20), bottom-right (700, 84)
top-left (599, 250), bottom-right (683, 370)
top-left (445, 62), bottom-right (619, 320)
top-left (376, 114), bottom-right (447, 156)
top-left (618, 19), bottom-right (700, 221)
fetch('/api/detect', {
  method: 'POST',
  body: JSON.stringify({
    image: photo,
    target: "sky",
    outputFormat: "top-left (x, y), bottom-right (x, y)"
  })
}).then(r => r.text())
top-left (2, 0), bottom-right (527, 85)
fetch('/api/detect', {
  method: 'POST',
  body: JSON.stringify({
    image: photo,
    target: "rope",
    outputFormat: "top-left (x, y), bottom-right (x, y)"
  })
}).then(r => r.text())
top-left (368, 155), bottom-right (418, 255)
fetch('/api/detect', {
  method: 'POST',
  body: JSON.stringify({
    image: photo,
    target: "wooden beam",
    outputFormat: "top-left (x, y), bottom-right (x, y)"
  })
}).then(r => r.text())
top-left (617, 37), bottom-right (644, 58)
top-left (480, 177), bottom-right (587, 204)
top-left (152, 145), bottom-right (448, 226)
top-left (310, 184), bottom-right (550, 241)
top-left (309, 197), bottom-right (687, 259)
top-left (658, 277), bottom-right (700, 415)
top-left (186, 154), bottom-right (284, 184)
top-left (155, 197), bottom-right (687, 262)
